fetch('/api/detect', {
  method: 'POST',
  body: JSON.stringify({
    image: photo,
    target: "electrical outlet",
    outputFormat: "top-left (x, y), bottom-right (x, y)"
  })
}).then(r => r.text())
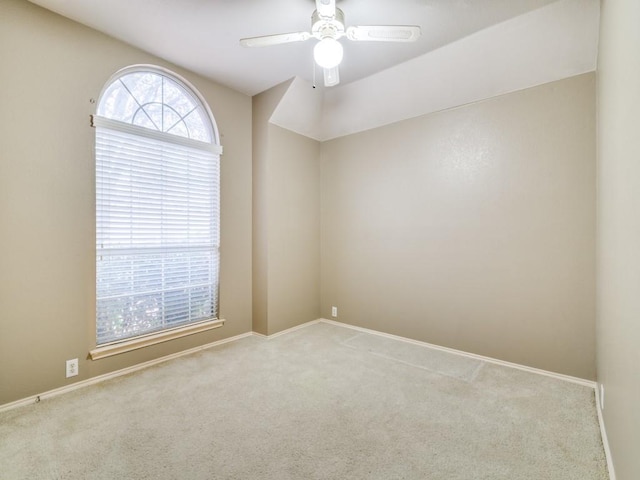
top-left (66, 358), bottom-right (79, 378)
top-left (600, 384), bottom-right (605, 411)
top-left (331, 306), bottom-right (338, 318)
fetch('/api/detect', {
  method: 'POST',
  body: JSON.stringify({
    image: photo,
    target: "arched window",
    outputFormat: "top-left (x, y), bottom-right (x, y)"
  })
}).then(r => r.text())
top-left (94, 66), bottom-right (222, 347)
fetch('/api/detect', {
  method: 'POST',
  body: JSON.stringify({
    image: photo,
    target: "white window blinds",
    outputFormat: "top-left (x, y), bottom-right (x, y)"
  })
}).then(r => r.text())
top-left (95, 118), bottom-right (220, 345)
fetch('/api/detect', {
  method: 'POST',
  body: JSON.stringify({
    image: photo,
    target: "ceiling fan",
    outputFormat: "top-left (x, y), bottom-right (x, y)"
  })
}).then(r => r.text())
top-left (240, 0), bottom-right (421, 87)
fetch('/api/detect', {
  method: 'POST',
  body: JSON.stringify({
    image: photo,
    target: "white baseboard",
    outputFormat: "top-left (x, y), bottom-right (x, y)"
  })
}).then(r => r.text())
top-left (595, 383), bottom-right (617, 480)
top-left (0, 331), bottom-right (254, 414)
top-left (0, 317), bottom-right (597, 413)
top-left (1, 316), bottom-right (616, 479)
top-left (0, 320), bottom-right (325, 413)
top-left (260, 319), bottom-right (322, 339)
top-left (318, 318), bottom-right (596, 388)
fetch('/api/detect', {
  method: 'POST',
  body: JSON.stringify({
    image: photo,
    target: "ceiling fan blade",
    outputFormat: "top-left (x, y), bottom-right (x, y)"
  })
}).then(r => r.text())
top-left (315, 0), bottom-right (336, 18)
top-left (240, 31), bottom-right (311, 48)
top-left (324, 66), bottom-right (340, 87)
top-left (346, 25), bottom-right (421, 42)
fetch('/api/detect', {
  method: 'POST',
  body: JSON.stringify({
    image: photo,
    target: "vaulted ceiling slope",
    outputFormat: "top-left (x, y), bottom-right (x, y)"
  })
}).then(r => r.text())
top-left (315, 0), bottom-right (600, 140)
top-left (29, 0), bottom-right (599, 141)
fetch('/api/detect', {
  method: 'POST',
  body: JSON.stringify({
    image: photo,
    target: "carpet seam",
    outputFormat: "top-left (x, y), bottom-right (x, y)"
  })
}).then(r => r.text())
top-left (319, 319), bottom-right (596, 389)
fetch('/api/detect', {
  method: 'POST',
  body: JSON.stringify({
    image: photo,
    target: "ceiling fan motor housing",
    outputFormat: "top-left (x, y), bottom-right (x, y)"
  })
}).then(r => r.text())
top-left (311, 8), bottom-right (345, 39)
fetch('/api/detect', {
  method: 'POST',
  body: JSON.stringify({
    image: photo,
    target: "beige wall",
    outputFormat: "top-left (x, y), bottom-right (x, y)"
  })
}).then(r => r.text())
top-left (321, 73), bottom-right (596, 380)
top-left (0, 0), bottom-right (252, 405)
top-left (252, 81), bottom-right (290, 335)
top-left (253, 86), bottom-right (321, 336)
top-left (266, 125), bottom-right (320, 333)
top-left (597, 0), bottom-right (640, 477)
top-left (0, 0), bottom-right (602, 412)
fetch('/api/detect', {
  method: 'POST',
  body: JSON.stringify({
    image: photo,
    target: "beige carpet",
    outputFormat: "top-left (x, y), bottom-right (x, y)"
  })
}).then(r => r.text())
top-left (0, 322), bottom-right (608, 479)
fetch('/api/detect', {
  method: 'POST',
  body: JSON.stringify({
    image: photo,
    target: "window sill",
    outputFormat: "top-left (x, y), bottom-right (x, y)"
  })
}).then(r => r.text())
top-left (89, 318), bottom-right (225, 360)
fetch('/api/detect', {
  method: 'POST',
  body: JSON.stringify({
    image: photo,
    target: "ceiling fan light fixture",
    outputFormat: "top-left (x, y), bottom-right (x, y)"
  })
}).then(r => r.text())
top-left (240, 0), bottom-right (421, 88)
top-left (313, 38), bottom-right (343, 69)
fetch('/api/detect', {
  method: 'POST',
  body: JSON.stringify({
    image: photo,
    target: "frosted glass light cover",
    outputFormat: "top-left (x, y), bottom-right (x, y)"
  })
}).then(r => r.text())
top-left (314, 38), bottom-right (344, 69)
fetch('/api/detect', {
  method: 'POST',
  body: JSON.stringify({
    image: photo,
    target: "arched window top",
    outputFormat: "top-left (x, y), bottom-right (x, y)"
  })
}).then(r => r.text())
top-left (97, 67), bottom-right (216, 144)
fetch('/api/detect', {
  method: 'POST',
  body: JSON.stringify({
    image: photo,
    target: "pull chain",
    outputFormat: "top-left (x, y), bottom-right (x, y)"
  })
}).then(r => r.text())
top-left (312, 57), bottom-right (317, 89)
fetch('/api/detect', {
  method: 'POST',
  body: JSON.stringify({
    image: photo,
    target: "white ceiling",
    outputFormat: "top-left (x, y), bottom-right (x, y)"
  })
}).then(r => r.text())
top-left (28, 0), bottom-right (565, 96)
top-left (28, 0), bottom-right (599, 140)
